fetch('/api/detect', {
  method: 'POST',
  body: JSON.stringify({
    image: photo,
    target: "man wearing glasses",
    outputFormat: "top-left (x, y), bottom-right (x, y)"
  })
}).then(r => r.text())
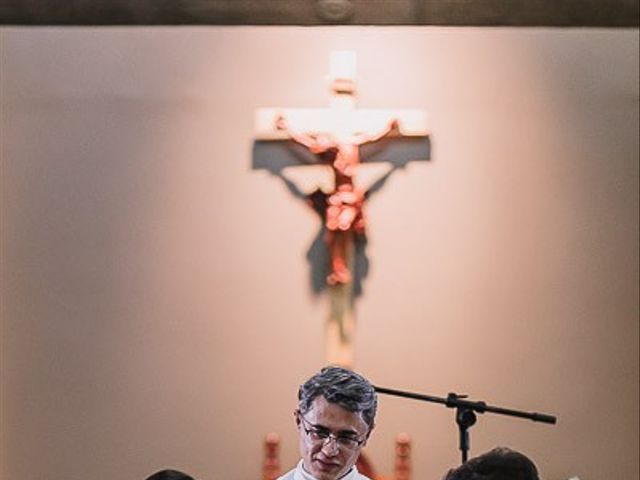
top-left (278, 366), bottom-right (377, 480)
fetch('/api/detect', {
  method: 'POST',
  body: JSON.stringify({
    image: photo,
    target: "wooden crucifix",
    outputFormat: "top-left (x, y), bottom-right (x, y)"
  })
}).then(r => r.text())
top-left (253, 51), bottom-right (429, 368)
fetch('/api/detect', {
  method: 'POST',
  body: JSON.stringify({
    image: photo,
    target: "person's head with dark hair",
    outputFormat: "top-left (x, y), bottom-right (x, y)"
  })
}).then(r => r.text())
top-left (281, 365), bottom-right (378, 480)
top-left (297, 365), bottom-right (378, 429)
top-left (145, 469), bottom-right (194, 480)
top-left (443, 447), bottom-right (539, 480)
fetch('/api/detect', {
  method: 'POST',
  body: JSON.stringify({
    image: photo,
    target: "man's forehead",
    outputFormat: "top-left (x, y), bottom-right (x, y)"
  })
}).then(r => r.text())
top-left (305, 396), bottom-right (367, 430)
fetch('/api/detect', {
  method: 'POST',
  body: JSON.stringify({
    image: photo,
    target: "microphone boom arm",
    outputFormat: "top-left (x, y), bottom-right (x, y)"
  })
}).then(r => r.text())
top-left (373, 385), bottom-right (557, 464)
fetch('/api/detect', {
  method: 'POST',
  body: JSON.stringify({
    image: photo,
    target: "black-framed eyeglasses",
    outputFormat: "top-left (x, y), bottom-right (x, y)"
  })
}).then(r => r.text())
top-left (297, 412), bottom-right (367, 451)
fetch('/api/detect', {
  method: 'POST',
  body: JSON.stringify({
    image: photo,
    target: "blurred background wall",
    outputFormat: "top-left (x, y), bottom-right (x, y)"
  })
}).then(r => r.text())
top-left (1, 26), bottom-right (638, 480)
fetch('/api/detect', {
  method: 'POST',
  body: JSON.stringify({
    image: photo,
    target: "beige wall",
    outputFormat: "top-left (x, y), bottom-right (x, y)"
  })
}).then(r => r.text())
top-left (1, 27), bottom-right (638, 480)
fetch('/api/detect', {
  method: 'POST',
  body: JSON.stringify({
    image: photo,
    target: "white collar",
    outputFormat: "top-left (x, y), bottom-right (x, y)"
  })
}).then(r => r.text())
top-left (293, 460), bottom-right (360, 480)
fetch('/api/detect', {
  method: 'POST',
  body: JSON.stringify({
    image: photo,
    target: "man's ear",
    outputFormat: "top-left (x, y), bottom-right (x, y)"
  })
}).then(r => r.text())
top-left (294, 410), bottom-right (301, 426)
top-left (362, 423), bottom-right (375, 446)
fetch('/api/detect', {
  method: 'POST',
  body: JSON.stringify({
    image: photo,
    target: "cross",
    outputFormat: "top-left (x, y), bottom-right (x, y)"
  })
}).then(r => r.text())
top-left (253, 51), bottom-right (429, 368)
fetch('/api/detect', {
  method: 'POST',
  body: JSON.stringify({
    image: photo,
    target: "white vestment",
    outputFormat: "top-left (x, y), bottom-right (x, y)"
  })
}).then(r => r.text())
top-left (277, 460), bottom-right (371, 480)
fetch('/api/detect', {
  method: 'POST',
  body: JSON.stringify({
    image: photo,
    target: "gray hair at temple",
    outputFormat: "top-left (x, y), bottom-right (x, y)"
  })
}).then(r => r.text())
top-left (298, 366), bottom-right (378, 428)
top-left (443, 447), bottom-right (539, 480)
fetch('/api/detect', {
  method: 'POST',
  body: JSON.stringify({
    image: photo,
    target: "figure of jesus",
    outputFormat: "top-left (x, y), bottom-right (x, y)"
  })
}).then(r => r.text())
top-left (275, 114), bottom-right (399, 285)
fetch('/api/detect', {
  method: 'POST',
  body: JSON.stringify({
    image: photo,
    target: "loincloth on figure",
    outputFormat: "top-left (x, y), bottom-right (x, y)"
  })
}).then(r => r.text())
top-left (325, 186), bottom-right (366, 235)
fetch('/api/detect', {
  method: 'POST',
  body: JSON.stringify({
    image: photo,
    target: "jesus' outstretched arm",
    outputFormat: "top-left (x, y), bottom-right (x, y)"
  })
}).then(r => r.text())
top-left (353, 118), bottom-right (400, 146)
top-left (274, 113), bottom-right (331, 153)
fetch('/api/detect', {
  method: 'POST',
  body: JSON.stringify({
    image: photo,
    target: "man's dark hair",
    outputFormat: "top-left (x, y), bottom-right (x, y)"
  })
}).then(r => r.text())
top-left (444, 447), bottom-right (539, 480)
top-left (145, 469), bottom-right (195, 480)
top-left (298, 365), bottom-right (378, 428)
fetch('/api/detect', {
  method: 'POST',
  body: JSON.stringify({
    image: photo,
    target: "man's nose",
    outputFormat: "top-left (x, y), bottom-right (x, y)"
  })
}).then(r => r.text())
top-left (321, 437), bottom-right (340, 456)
